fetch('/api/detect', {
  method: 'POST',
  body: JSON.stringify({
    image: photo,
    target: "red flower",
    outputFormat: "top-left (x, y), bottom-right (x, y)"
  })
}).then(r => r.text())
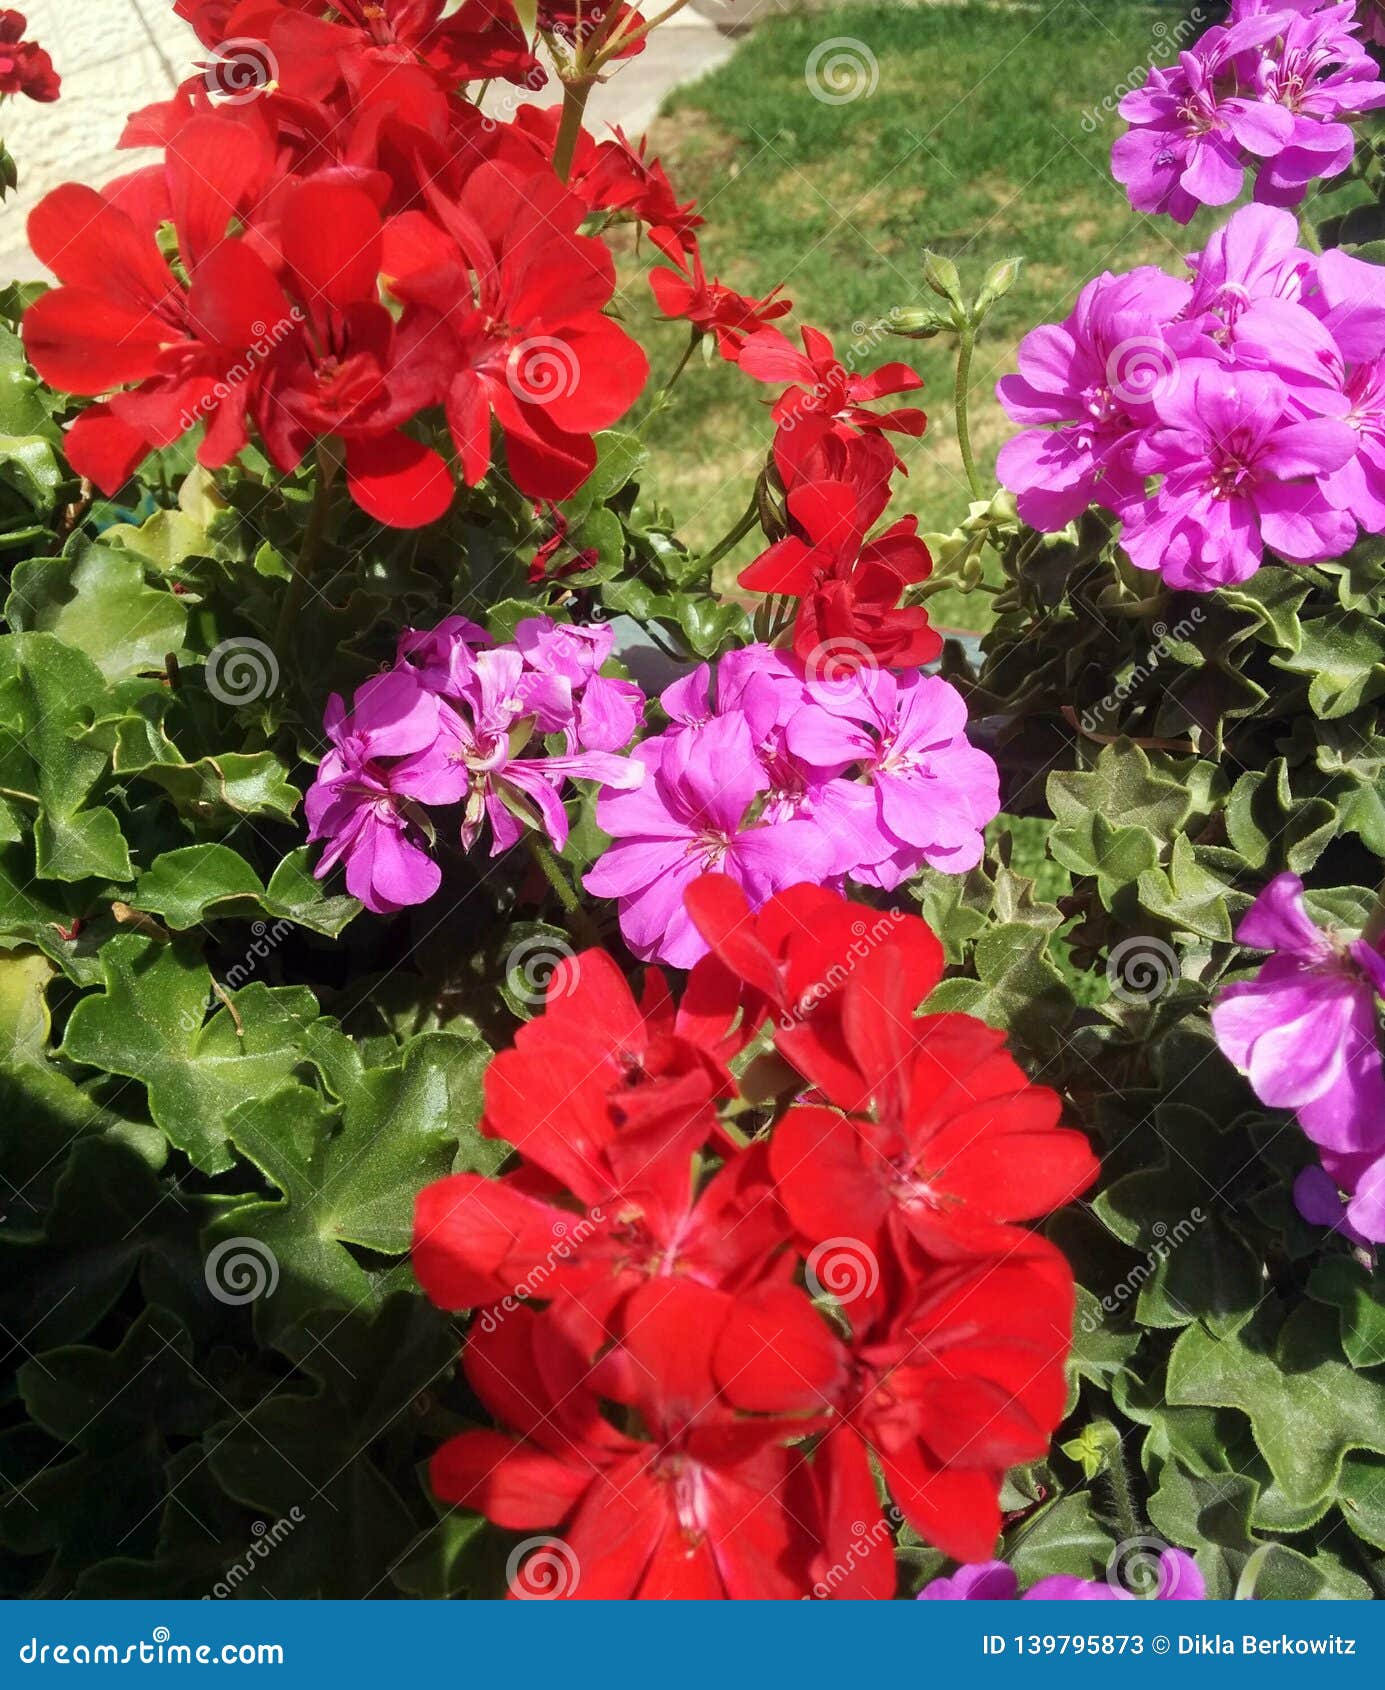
top-left (739, 477), bottom-right (941, 671)
top-left (182, 0), bottom-right (537, 95)
top-left (431, 1279), bottom-right (834, 1598)
top-left (796, 1246), bottom-right (1076, 1589)
top-left (413, 947), bottom-right (773, 1322)
top-left (577, 127), bottom-right (703, 250)
top-left (539, 2), bottom-right (647, 61)
top-left (0, 11), bottom-right (57, 102)
top-left (388, 159), bottom-right (648, 498)
top-left (256, 177), bottom-right (453, 526)
top-left (649, 240), bottom-right (791, 362)
top-left (413, 879), bottom-right (1097, 1598)
top-left (740, 323), bottom-right (927, 468)
top-left (23, 115), bottom-right (284, 491)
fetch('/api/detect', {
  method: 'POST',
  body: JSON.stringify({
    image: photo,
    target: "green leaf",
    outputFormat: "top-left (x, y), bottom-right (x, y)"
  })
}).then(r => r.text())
top-left (0, 632), bottom-right (133, 883)
top-left (1167, 1305), bottom-right (1385, 1509)
top-left (209, 1029), bottom-right (495, 1340)
top-left (1307, 1257), bottom-right (1385, 1369)
top-left (7, 543), bottom-right (187, 684)
top-left (132, 844), bottom-right (358, 937)
top-left (61, 935), bottom-right (341, 1174)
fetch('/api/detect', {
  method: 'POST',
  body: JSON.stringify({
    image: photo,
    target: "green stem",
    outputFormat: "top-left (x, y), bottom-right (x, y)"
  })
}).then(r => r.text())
top-left (275, 443), bottom-right (339, 653)
top-left (552, 78), bottom-right (593, 182)
top-left (524, 832), bottom-right (601, 949)
top-left (661, 327), bottom-right (700, 399)
top-left (954, 323), bottom-right (985, 502)
top-left (1091, 1419), bottom-right (1141, 1542)
top-left (702, 494), bottom-right (761, 572)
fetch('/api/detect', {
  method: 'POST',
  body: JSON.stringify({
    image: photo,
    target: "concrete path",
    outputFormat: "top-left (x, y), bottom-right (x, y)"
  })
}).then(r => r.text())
top-left (0, 0), bottom-right (746, 282)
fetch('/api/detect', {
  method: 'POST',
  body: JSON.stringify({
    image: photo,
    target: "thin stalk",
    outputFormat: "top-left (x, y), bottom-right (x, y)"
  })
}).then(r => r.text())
top-left (954, 323), bottom-right (985, 501)
top-left (1364, 870), bottom-right (1385, 948)
top-left (552, 77), bottom-right (593, 182)
top-left (524, 832), bottom-right (602, 949)
top-left (1091, 1419), bottom-right (1141, 1542)
top-left (275, 442), bottom-right (340, 653)
top-left (702, 494), bottom-right (761, 572)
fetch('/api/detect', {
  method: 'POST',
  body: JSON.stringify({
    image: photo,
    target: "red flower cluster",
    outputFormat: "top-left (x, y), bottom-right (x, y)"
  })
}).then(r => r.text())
top-left (413, 877), bottom-right (1098, 1600)
top-left (23, 0), bottom-right (694, 524)
top-left (736, 324), bottom-right (938, 673)
top-left (0, 9), bottom-right (58, 102)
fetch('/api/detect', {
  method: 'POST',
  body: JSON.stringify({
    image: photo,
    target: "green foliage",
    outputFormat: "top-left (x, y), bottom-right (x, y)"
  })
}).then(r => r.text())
top-left (0, 308), bottom-right (709, 1599)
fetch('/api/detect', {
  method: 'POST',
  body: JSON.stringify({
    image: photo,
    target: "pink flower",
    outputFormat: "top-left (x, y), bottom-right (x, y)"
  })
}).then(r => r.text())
top-left (919, 1550), bottom-right (1204, 1602)
top-left (1118, 364), bottom-right (1356, 588)
top-left (513, 616), bottom-right (644, 752)
top-left (786, 669), bottom-right (1001, 887)
top-left (390, 647), bottom-right (642, 855)
top-left (995, 266), bottom-right (1192, 529)
top-left (306, 671), bottom-right (445, 914)
top-left (1112, 2), bottom-right (1385, 223)
top-left (1112, 18), bottom-right (1298, 224)
top-left (584, 711), bottom-right (836, 967)
top-left (1212, 874), bottom-right (1385, 1243)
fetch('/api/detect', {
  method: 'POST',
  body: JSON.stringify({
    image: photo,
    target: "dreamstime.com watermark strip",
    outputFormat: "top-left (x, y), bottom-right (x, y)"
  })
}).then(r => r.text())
top-left (18, 1629), bottom-right (284, 1667)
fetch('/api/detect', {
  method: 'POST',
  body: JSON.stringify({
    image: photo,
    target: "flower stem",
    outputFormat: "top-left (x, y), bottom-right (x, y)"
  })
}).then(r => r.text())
top-left (702, 494), bottom-right (761, 572)
top-left (1091, 1419), bottom-right (1141, 1541)
top-left (552, 78), bottom-right (592, 182)
top-left (524, 832), bottom-right (601, 949)
top-left (954, 323), bottom-right (985, 502)
top-left (1364, 872), bottom-right (1385, 948)
top-left (275, 441), bottom-right (340, 654)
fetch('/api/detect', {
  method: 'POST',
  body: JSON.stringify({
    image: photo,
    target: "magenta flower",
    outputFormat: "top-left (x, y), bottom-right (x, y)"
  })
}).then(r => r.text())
top-left (389, 647), bottom-right (641, 855)
top-left (513, 615), bottom-right (644, 752)
top-left (306, 672), bottom-right (445, 914)
top-left (919, 1550), bottom-right (1204, 1602)
top-left (1247, 0), bottom-right (1385, 204)
top-left (1112, 18), bottom-right (1297, 224)
top-left (584, 710), bottom-right (836, 967)
top-left (996, 267), bottom-right (1192, 529)
top-left (787, 668), bottom-right (1001, 887)
top-left (1212, 873), bottom-right (1385, 1155)
top-left (397, 614), bottom-right (491, 696)
top-left (1118, 364), bottom-right (1356, 588)
top-left (1112, 1), bottom-right (1385, 223)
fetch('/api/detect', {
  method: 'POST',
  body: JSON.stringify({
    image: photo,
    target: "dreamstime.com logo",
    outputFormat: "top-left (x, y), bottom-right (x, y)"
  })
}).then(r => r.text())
top-left (18, 1629), bottom-right (284, 1667)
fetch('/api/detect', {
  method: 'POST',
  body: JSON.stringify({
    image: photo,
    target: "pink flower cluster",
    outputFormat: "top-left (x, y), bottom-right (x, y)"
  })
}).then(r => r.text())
top-left (997, 203), bottom-right (1385, 589)
top-left (306, 616), bottom-right (644, 913)
top-left (1212, 874), bottom-right (1385, 1245)
top-left (1114, 0), bottom-right (1385, 224)
top-left (584, 645), bottom-right (1000, 967)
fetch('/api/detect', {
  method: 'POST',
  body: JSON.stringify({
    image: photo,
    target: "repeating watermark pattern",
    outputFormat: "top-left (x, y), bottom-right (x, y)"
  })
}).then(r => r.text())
top-left (1106, 335), bottom-right (1179, 407)
top-left (507, 1535), bottom-right (581, 1599)
top-left (806, 1236), bottom-right (880, 1306)
top-left (1079, 9), bottom-right (1207, 131)
top-left (177, 308), bottom-right (304, 436)
top-left (202, 38), bottom-right (279, 104)
top-left (206, 637), bottom-right (281, 707)
top-left (505, 934), bottom-right (579, 1008)
top-left (205, 1237), bottom-right (280, 1306)
top-left (1080, 1209), bottom-right (1205, 1332)
top-left (1106, 935), bottom-right (1180, 1007)
top-left (225, 920), bottom-right (293, 994)
top-left (805, 37), bottom-right (879, 105)
top-left (205, 1510), bottom-right (305, 1600)
top-left (476, 1209), bottom-right (605, 1333)
top-left (1106, 1533), bottom-right (1178, 1597)
top-left (506, 337), bottom-right (581, 406)
top-left (802, 636), bottom-right (875, 698)
top-left (776, 908), bottom-right (907, 1030)
top-left (1079, 607), bottom-right (1206, 735)
top-left (807, 1508), bottom-right (899, 1598)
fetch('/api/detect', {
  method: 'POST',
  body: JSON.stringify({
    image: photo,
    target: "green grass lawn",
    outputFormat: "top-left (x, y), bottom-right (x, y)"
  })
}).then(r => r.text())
top-left (617, 0), bottom-right (1225, 627)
